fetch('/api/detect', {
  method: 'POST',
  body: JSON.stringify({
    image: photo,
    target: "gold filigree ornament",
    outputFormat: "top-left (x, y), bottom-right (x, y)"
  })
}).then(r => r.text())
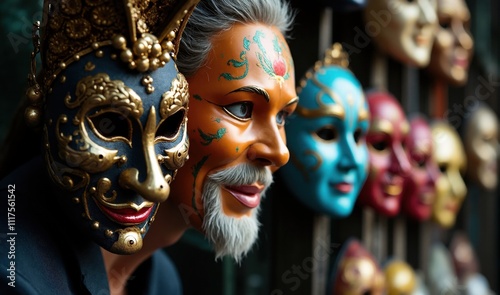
top-left (297, 42), bottom-right (350, 94)
top-left (24, 0), bottom-right (200, 128)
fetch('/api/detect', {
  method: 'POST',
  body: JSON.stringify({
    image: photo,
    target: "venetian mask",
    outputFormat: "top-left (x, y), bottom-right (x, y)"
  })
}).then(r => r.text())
top-left (328, 238), bottom-right (385, 295)
top-left (357, 91), bottom-right (411, 216)
top-left (384, 260), bottom-right (417, 295)
top-left (401, 116), bottom-right (440, 221)
top-left (463, 104), bottom-right (499, 191)
top-left (430, 121), bottom-right (467, 228)
top-left (427, 0), bottom-right (474, 86)
top-left (169, 23), bottom-right (297, 260)
top-left (364, 0), bottom-right (438, 67)
top-left (36, 0), bottom-right (195, 254)
top-left (280, 44), bottom-right (369, 218)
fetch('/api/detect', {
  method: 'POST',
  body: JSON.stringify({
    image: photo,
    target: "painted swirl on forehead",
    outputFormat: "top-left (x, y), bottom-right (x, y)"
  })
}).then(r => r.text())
top-left (295, 73), bottom-right (345, 119)
top-left (297, 71), bottom-right (369, 131)
top-left (218, 30), bottom-right (291, 85)
top-left (219, 37), bottom-right (250, 81)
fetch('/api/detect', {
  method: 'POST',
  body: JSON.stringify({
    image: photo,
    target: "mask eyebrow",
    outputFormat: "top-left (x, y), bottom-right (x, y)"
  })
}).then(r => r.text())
top-left (227, 85), bottom-right (270, 102)
top-left (370, 119), bottom-right (394, 134)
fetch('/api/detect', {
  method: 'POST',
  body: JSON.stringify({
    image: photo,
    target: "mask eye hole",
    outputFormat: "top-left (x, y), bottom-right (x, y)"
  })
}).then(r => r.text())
top-left (156, 109), bottom-right (185, 140)
top-left (315, 126), bottom-right (338, 141)
top-left (411, 153), bottom-right (428, 168)
top-left (354, 128), bottom-right (365, 144)
top-left (439, 18), bottom-right (451, 29)
top-left (438, 164), bottom-right (448, 173)
top-left (88, 111), bottom-right (132, 143)
top-left (370, 140), bottom-right (388, 151)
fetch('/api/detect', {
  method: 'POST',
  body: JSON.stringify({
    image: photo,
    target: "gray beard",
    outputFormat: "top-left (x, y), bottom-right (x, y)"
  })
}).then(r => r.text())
top-left (201, 163), bottom-right (273, 263)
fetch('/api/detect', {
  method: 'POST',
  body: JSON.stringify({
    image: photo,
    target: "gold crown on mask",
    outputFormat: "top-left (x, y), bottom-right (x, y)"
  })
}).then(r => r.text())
top-left (297, 42), bottom-right (349, 93)
top-left (25, 0), bottom-right (199, 127)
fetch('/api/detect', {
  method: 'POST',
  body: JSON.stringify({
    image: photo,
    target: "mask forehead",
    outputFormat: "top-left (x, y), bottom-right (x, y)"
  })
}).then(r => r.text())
top-left (466, 106), bottom-right (499, 139)
top-left (409, 117), bottom-right (432, 146)
top-left (438, 0), bottom-right (470, 19)
top-left (191, 23), bottom-right (295, 101)
top-left (296, 67), bottom-right (369, 125)
top-left (431, 123), bottom-right (466, 170)
top-left (368, 93), bottom-right (409, 142)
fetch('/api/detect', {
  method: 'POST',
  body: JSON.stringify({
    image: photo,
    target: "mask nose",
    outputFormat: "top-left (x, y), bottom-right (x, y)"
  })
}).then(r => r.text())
top-left (119, 107), bottom-right (171, 202)
top-left (448, 169), bottom-right (467, 200)
top-left (247, 123), bottom-right (289, 169)
top-left (391, 144), bottom-right (412, 177)
top-left (338, 135), bottom-right (358, 170)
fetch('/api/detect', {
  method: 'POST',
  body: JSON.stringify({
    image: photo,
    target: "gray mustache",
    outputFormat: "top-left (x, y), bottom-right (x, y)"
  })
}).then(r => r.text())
top-left (208, 163), bottom-right (273, 188)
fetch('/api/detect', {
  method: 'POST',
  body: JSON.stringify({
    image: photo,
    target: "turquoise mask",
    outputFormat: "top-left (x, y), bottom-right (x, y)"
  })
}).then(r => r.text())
top-left (280, 44), bottom-right (369, 218)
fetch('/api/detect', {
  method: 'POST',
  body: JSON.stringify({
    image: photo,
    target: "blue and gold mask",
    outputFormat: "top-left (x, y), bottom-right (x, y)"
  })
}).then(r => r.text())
top-left (26, 0), bottom-right (199, 254)
top-left (280, 44), bottom-right (369, 218)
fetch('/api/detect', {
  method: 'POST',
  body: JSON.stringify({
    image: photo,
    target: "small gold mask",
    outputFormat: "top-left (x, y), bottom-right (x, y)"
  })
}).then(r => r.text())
top-left (431, 121), bottom-right (467, 228)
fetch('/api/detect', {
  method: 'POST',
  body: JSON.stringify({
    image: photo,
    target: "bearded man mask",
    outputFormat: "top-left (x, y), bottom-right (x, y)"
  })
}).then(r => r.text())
top-left (170, 0), bottom-right (298, 262)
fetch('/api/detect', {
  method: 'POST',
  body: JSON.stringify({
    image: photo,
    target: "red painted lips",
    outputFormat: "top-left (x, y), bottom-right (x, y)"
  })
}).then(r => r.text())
top-left (97, 203), bottom-right (153, 225)
top-left (224, 184), bottom-right (263, 208)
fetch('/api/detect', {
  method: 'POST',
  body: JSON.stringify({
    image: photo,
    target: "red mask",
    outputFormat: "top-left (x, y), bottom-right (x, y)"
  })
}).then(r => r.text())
top-left (402, 116), bottom-right (440, 221)
top-left (357, 91), bottom-right (411, 216)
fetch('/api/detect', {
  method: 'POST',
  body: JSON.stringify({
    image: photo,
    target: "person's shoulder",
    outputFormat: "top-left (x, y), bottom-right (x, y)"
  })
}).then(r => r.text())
top-left (151, 250), bottom-right (183, 295)
top-left (129, 250), bottom-right (183, 295)
top-left (0, 156), bottom-right (85, 294)
top-left (0, 156), bottom-right (44, 188)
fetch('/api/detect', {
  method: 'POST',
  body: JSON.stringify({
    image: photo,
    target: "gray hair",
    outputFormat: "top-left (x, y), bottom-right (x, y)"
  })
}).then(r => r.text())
top-left (177, 0), bottom-right (295, 77)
